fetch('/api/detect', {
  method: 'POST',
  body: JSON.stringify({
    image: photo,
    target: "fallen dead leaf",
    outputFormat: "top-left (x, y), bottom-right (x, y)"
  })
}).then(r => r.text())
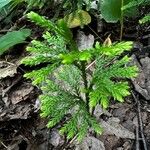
top-left (101, 117), bottom-right (135, 139)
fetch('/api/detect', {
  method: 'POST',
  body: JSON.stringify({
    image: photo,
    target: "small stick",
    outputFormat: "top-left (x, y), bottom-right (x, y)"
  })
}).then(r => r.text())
top-left (62, 135), bottom-right (77, 150)
top-left (86, 60), bottom-right (96, 70)
top-left (0, 139), bottom-right (8, 149)
top-left (132, 92), bottom-right (148, 150)
top-left (135, 122), bottom-right (140, 150)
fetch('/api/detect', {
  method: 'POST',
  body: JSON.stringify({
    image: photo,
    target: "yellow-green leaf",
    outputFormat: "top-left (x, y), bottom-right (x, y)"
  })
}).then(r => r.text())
top-left (64, 10), bottom-right (91, 28)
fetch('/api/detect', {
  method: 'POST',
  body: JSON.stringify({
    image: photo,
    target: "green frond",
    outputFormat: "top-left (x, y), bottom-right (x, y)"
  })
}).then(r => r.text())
top-left (89, 87), bottom-right (110, 109)
top-left (60, 116), bottom-right (78, 139)
top-left (40, 90), bottom-right (77, 126)
top-left (95, 55), bottom-right (138, 80)
top-left (59, 108), bottom-right (101, 141)
top-left (25, 0), bottom-right (47, 9)
top-left (55, 65), bottom-right (82, 91)
top-left (27, 11), bottom-right (73, 43)
top-left (90, 81), bottom-right (126, 107)
top-left (21, 31), bottom-right (67, 66)
top-left (107, 81), bottom-right (130, 102)
top-left (139, 14), bottom-right (150, 24)
top-left (91, 54), bottom-right (138, 107)
top-left (59, 50), bottom-right (92, 64)
top-left (89, 117), bottom-right (102, 134)
top-left (24, 64), bottom-right (58, 85)
top-left (94, 41), bottom-right (133, 57)
top-left (21, 55), bottom-right (53, 66)
top-left (26, 11), bottom-right (60, 32)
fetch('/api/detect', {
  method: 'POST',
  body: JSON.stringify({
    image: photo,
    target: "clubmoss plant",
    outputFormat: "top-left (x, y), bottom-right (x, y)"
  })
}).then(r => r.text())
top-left (22, 11), bottom-right (138, 141)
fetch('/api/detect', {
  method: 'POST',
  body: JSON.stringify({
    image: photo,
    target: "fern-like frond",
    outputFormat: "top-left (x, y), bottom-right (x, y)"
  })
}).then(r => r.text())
top-left (21, 31), bottom-right (67, 66)
top-left (59, 106), bottom-right (102, 141)
top-left (27, 11), bottom-right (59, 32)
top-left (27, 11), bottom-right (73, 43)
top-left (40, 79), bottom-right (101, 141)
top-left (24, 64), bottom-right (58, 85)
top-left (139, 14), bottom-right (150, 24)
top-left (22, 12), bottom-right (138, 142)
top-left (94, 41), bottom-right (133, 57)
top-left (94, 55), bottom-right (138, 80)
top-left (90, 53), bottom-right (138, 108)
top-left (90, 78), bottom-right (130, 109)
top-left (89, 87), bottom-right (110, 108)
top-left (54, 65), bottom-right (82, 92)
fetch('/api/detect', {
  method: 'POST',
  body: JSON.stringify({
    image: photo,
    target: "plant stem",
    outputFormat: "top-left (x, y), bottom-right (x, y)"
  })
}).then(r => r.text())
top-left (81, 61), bottom-right (89, 111)
top-left (120, 0), bottom-right (124, 41)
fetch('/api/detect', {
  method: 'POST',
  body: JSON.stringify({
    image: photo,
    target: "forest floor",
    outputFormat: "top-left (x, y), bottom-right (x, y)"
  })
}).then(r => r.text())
top-left (0, 6), bottom-right (150, 150)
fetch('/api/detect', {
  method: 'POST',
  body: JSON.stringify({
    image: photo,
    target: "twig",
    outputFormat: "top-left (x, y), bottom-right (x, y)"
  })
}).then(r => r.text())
top-left (137, 100), bottom-right (148, 150)
top-left (86, 60), bottom-right (96, 70)
top-left (0, 139), bottom-right (8, 149)
top-left (1, 59), bottom-right (26, 76)
top-left (135, 119), bottom-right (140, 150)
top-left (62, 135), bottom-right (77, 150)
top-left (132, 92), bottom-right (148, 150)
top-left (87, 25), bottom-right (103, 42)
top-left (46, 129), bottom-right (51, 150)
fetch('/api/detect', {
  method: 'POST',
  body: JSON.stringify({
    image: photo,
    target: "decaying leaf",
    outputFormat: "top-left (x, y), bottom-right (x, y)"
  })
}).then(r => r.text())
top-left (75, 136), bottom-right (105, 150)
top-left (103, 35), bottom-right (112, 47)
top-left (101, 117), bottom-right (135, 139)
top-left (0, 61), bottom-right (18, 79)
top-left (10, 82), bottom-right (34, 104)
top-left (63, 10), bottom-right (91, 28)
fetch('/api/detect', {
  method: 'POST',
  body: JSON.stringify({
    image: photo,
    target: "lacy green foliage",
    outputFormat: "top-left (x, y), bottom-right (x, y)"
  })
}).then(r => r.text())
top-left (61, 0), bottom-right (93, 13)
top-left (139, 14), bottom-right (150, 24)
top-left (22, 12), bottom-right (138, 141)
top-left (25, 0), bottom-right (47, 9)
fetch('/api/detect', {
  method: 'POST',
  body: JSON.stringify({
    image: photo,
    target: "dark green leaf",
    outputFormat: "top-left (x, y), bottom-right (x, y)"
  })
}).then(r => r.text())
top-left (0, 29), bottom-right (31, 55)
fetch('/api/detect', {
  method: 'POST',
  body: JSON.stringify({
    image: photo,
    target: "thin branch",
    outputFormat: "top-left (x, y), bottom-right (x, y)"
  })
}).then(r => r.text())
top-left (87, 25), bottom-right (103, 42)
top-left (0, 139), bottom-right (8, 149)
top-left (135, 124), bottom-right (140, 150)
top-left (132, 92), bottom-right (148, 150)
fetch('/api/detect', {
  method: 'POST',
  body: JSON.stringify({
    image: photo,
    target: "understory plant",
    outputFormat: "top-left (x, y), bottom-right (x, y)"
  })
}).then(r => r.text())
top-left (139, 14), bottom-right (150, 24)
top-left (122, 0), bottom-right (150, 24)
top-left (22, 12), bottom-right (138, 141)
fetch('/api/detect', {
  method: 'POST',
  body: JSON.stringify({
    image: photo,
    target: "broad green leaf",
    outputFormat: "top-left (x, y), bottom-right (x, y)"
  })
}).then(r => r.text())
top-left (100, 0), bottom-right (122, 23)
top-left (63, 10), bottom-right (91, 28)
top-left (100, 0), bottom-right (138, 23)
top-left (0, 29), bottom-right (31, 55)
top-left (0, 0), bottom-right (11, 9)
